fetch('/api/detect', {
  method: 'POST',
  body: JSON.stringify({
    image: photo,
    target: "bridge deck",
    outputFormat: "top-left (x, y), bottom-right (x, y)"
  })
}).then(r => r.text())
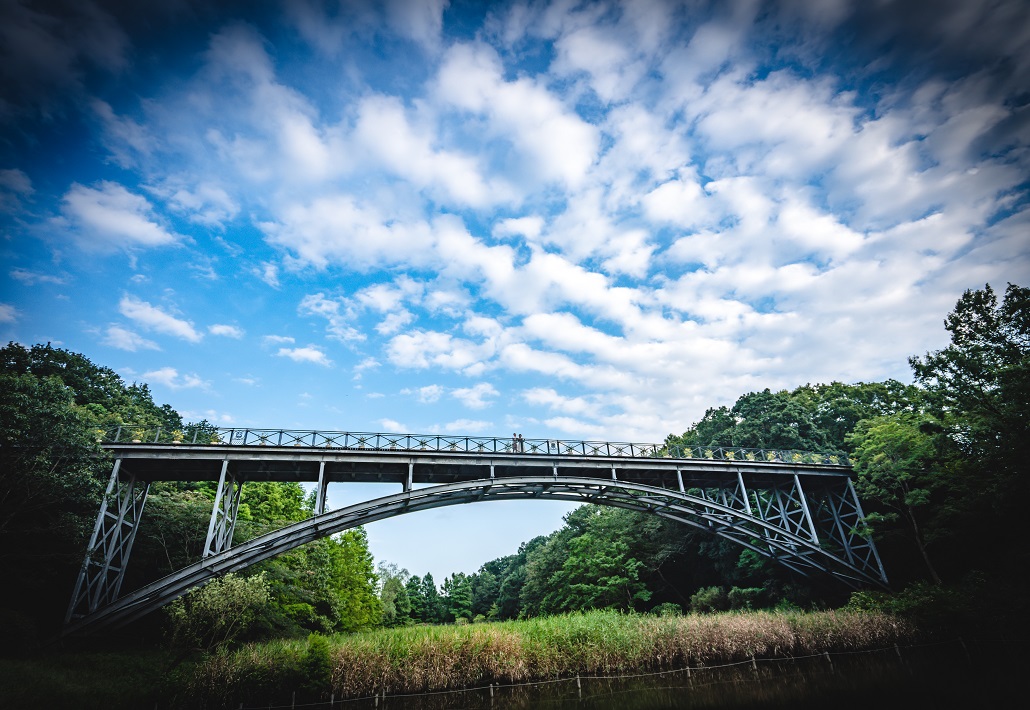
top-left (105, 442), bottom-right (852, 491)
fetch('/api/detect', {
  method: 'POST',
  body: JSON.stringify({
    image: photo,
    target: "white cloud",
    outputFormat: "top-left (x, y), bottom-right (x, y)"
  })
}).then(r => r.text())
top-left (276, 345), bottom-right (332, 366)
top-left (0, 303), bottom-right (18, 323)
top-left (435, 42), bottom-right (600, 188)
top-left (256, 262), bottom-right (280, 288)
top-left (209, 324), bottom-right (244, 338)
top-left (9, 268), bottom-right (66, 285)
top-left (164, 181), bottom-right (240, 227)
top-left (141, 367), bottom-right (209, 389)
top-left (353, 94), bottom-right (505, 207)
top-left (263, 334), bottom-right (295, 345)
top-left (451, 382), bottom-right (499, 409)
top-left (386, 0), bottom-right (448, 49)
top-left (0, 168), bottom-right (33, 212)
top-left (101, 325), bottom-right (159, 351)
top-left (299, 293), bottom-right (364, 342)
top-left (119, 295), bottom-right (202, 342)
top-left (55, 182), bottom-right (180, 251)
top-left (411, 384), bottom-right (444, 403)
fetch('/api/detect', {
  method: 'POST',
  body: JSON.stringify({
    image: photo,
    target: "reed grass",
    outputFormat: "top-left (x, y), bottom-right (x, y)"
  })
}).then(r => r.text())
top-left (177, 609), bottom-right (916, 705)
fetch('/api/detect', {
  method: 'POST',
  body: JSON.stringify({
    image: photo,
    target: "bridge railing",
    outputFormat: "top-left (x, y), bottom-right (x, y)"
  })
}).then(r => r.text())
top-left (95, 425), bottom-right (849, 466)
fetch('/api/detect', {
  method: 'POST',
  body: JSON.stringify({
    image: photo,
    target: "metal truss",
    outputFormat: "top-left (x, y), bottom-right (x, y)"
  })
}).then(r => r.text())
top-left (203, 461), bottom-right (241, 557)
top-left (65, 459), bottom-right (150, 623)
top-left (63, 475), bottom-right (888, 637)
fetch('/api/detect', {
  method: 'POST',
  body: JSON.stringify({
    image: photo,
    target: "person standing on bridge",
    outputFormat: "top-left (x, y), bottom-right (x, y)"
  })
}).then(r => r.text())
top-left (518, 434), bottom-right (525, 453)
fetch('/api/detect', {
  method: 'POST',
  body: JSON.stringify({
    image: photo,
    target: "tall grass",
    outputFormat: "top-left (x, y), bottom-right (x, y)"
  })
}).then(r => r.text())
top-left (176, 609), bottom-right (915, 706)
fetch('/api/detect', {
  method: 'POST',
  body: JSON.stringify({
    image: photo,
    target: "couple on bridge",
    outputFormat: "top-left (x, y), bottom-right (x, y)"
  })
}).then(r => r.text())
top-left (512, 433), bottom-right (526, 452)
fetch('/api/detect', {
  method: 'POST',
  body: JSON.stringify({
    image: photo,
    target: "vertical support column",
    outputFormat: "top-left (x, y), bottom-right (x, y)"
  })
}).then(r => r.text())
top-left (611, 465), bottom-right (617, 481)
top-left (66, 459), bottom-right (150, 623)
top-left (315, 461), bottom-right (328, 515)
top-left (736, 471), bottom-right (754, 516)
top-left (794, 474), bottom-right (820, 544)
top-left (676, 468), bottom-right (684, 493)
top-left (406, 461), bottom-right (414, 492)
top-left (203, 460), bottom-right (242, 557)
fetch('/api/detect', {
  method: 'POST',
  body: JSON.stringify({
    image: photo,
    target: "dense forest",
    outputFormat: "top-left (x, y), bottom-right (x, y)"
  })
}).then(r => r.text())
top-left (1, 282), bottom-right (1027, 650)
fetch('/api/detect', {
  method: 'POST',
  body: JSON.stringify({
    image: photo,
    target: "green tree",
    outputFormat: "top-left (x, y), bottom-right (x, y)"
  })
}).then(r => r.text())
top-left (405, 574), bottom-right (427, 622)
top-left (907, 282), bottom-right (1030, 577)
top-left (549, 532), bottom-right (651, 610)
top-left (730, 389), bottom-right (830, 451)
top-left (910, 283), bottom-right (1029, 466)
top-left (378, 562), bottom-right (412, 626)
top-left (442, 572), bottom-right (474, 622)
top-left (848, 415), bottom-right (941, 584)
top-left (0, 371), bottom-right (108, 639)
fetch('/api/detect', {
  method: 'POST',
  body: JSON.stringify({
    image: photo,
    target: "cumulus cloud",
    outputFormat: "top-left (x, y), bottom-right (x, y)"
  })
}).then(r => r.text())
top-left (451, 382), bottom-right (499, 409)
top-left (101, 325), bottom-right (159, 351)
top-left (0, 303), bottom-right (18, 323)
top-left (55, 182), bottom-right (180, 251)
top-left (119, 295), bottom-right (202, 342)
top-left (299, 293), bottom-right (364, 342)
top-left (435, 42), bottom-right (599, 188)
top-left (209, 324), bottom-right (244, 338)
top-left (276, 345), bottom-right (332, 366)
top-left (141, 367), bottom-right (209, 389)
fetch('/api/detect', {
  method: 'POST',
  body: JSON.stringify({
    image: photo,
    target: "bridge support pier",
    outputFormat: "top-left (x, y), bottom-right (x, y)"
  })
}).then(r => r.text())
top-left (65, 459), bottom-right (149, 623)
top-left (203, 461), bottom-right (242, 557)
top-left (315, 462), bottom-right (328, 514)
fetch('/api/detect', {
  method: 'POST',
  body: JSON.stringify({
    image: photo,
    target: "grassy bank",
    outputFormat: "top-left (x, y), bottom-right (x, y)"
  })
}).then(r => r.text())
top-left (176, 609), bottom-right (916, 706)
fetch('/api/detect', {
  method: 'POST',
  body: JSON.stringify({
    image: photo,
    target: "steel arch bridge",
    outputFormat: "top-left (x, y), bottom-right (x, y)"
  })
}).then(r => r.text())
top-left (63, 426), bottom-right (887, 638)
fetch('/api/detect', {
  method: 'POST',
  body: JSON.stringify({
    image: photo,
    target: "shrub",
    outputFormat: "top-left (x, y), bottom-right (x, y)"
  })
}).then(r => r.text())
top-left (690, 586), bottom-right (729, 613)
top-left (728, 587), bottom-right (764, 610)
top-left (651, 602), bottom-right (681, 617)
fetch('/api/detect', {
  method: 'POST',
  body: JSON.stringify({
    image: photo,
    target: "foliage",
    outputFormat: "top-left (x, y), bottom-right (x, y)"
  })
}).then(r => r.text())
top-left (690, 586), bottom-right (729, 613)
top-left (848, 414), bottom-right (942, 582)
top-left (166, 573), bottom-right (271, 652)
top-left (176, 609), bottom-right (915, 704)
top-left (377, 563), bottom-right (412, 627)
top-left (0, 342), bottom-right (179, 639)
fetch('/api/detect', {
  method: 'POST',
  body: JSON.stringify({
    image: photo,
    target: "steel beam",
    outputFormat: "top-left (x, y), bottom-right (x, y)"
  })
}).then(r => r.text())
top-left (65, 459), bottom-right (149, 622)
top-left (203, 460), bottom-right (241, 557)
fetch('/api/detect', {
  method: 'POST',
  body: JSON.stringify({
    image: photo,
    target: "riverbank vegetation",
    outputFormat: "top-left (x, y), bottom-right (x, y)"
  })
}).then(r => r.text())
top-left (121, 609), bottom-right (919, 708)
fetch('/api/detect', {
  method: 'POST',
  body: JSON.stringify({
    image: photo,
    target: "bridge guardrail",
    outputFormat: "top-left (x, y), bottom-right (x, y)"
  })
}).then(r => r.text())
top-left (94, 425), bottom-right (849, 466)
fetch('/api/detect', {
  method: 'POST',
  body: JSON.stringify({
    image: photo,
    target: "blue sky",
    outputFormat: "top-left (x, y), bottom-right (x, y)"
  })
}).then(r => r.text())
top-left (2, 0), bottom-right (1029, 583)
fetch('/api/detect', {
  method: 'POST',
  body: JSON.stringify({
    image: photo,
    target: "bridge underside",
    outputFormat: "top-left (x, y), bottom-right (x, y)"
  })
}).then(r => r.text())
top-left (64, 444), bottom-right (887, 637)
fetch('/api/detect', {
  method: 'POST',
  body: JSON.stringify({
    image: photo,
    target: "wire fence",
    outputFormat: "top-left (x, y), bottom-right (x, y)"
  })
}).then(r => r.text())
top-left (97, 425), bottom-right (850, 466)
top-left (212, 636), bottom-right (1014, 710)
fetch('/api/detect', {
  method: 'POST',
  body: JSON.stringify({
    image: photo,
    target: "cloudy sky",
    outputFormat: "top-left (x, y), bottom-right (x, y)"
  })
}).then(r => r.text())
top-left (2, 0), bottom-right (1028, 582)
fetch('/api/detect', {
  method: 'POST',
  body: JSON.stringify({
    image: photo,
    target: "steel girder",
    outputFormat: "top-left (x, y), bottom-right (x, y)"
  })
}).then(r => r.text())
top-left (65, 459), bottom-right (150, 623)
top-left (203, 461), bottom-right (241, 557)
top-left (63, 474), bottom-right (887, 638)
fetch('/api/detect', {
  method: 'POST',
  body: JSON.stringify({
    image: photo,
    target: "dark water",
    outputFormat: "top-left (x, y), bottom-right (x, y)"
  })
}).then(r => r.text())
top-left (251, 642), bottom-right (1022, 710)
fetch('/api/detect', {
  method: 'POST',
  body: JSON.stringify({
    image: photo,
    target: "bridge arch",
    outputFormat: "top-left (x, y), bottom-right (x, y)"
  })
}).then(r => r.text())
top-left (63, 473), bottom-right (887, 638)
